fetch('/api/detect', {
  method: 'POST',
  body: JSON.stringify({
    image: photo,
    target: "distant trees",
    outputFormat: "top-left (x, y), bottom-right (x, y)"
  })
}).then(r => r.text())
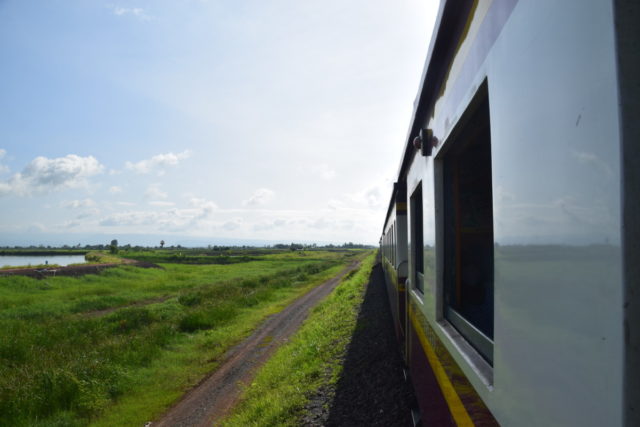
top-left (319, 242), bottom-right (373, 249)
top-left (160, 240), bottom-right (165, 249)
top-left (270, 242), bottom-right (372, 250)
top-left (273, 243), bottom-right (305, 251)
top-left (109, 239), bottom-right (118, 254)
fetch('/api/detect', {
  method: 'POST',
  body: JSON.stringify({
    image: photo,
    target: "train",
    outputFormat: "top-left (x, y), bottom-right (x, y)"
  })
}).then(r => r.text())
top-left (380, 0), bottom-right (638, 425)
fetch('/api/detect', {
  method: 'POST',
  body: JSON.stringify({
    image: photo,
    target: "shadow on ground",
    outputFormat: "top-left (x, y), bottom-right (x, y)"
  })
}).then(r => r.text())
top-left (303, 262), bottom-right (417, 426)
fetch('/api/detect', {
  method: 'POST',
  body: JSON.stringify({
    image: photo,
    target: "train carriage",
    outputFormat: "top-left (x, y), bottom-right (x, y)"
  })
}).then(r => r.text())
top-left (382, 183), bottom-right (409, 349)
top-left (380, 0), bottom-right (639, 425)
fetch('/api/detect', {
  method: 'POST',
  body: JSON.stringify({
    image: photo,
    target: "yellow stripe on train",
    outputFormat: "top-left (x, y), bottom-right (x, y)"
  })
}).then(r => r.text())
top-left (408, 305), bottom-right (475, 427)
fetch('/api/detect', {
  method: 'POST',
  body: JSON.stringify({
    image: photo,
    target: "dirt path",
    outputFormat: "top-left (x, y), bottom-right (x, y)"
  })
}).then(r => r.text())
top-left (152, 260), bottom-right (362, 427)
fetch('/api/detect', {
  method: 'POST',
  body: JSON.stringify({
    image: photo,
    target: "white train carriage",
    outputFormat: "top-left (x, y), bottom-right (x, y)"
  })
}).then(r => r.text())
top-left (381, 0), bottom-right (639, 425)
top-left (382, 183), bottom-right (409, 349)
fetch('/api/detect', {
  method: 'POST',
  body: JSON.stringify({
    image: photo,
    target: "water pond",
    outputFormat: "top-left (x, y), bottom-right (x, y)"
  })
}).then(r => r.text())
top-left (0, 255), bottom-right (87, 268)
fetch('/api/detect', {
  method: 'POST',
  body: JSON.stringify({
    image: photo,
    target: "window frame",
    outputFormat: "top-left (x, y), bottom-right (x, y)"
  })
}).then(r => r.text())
top-left (410, 183), bottom-right (424, 294)
top-left (438, 81), bottom-right (494, 365)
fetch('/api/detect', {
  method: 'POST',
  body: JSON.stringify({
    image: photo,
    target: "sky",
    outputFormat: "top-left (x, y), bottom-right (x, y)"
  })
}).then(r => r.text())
top-left (0, 0), bottom-right (438, 247)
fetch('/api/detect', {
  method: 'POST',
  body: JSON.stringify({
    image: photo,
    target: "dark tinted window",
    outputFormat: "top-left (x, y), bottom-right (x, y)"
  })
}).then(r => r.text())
top-left (443, 85), bottom-right (494, 363)
top-left (411, 184), bottom-right (424, 293)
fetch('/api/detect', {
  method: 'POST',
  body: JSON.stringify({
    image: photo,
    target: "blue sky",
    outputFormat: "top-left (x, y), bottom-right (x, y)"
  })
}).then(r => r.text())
top-left (0, 1), bottom-right (437, 246)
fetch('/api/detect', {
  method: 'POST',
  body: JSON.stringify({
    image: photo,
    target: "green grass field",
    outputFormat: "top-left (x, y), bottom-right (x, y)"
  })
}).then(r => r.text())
top-left (0, 249), bottom-right (367, 426)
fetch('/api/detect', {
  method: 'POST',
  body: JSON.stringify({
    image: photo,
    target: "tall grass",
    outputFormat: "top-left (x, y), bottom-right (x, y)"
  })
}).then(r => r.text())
top-left (0, 251), bottom-right (357, 426)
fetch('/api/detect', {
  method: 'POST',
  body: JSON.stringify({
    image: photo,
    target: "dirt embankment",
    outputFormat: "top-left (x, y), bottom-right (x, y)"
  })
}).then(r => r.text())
top-left (0, 259), bottom-right (160, 279)
top-left (152, 260), bottom-right (362, 427)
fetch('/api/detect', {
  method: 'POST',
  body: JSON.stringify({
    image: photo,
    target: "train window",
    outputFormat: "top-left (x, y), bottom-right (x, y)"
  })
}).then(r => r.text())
top-left (389, 226), bottom-right (392, 265)
top-left (394, 223), bottom-right (397, 267)
top-left (411, 184), bottom-right (424, 293)
top-left (389, 225), bottom-right (393, 264)
top-left (442, 84), bottom-right (494, 364)
top-left (385, 233), bottom-right (388, 260)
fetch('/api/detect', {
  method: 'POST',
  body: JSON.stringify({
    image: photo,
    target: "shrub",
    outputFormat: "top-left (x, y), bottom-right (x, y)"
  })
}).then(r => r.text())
top-left (178, 293), bottom-right (202, 307)
top-left (108, 307), bottom-right (153, 333)
top-left (179, 304), bottom-right (238, 332)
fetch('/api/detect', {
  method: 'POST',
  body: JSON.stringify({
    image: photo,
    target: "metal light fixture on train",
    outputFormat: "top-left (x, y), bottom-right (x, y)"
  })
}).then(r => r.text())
top-left (414, 128), bottom-right (436, 157)
top-left (412, 135), bottom-right (422, 151)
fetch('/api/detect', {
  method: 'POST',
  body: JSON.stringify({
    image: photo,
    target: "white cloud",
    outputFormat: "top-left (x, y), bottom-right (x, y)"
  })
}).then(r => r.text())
top-left (100, 197), bottom-right (220, 231)
top-left (0, 181), bottom-right (11, 194)
top-left (349, 184), bottom-right (385, 208)
top-left (145, 184), bottom-right (168, 200)
top-left (189, 197), bottom-right (218, 218)
top-left (0, 149), bottom-right (8, 174)
top-left (100, 210), bottom-right (159, 227)
top-left (309, 217), bottom-right (332, 229)
top-left (61, 198), bottom-right (97, 209)
top-left (311, 164), bottom-right (336, 180)
top-left (76, 208), bottom-right (100, 219)
top-left (94, 202), bottom-right (381, 243)
top-left (253, 218), bottom-right (287, 231)
top-left (27, 223), bottom-right (46, 233)
top-left (109, 5), bottom-right (152, 21)
top-left (327, 199), bottom-right (346, 210)
top-left (109, 186), bottom-right (123, 194)
top-left (125, 150), bottom-right (191, 175)
top-left (242, 188), bottom-right (275, 207)
top-left (222, 218), bottom-right (243, 231)
top-left (343, 175), bottom-right (395, 212)
top-left (149, 201), bottom-right (175, 207)
top-left (0, 154), bottom-right (103, 196)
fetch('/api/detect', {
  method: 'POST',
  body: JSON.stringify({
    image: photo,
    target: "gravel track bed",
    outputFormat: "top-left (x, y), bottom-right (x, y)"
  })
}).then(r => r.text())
top-left (302, 262), bottom-right (417, 426)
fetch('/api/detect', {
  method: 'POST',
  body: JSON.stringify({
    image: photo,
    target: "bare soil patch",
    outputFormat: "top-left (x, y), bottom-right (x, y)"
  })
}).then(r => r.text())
top-left (152, 260), bottom-right (362, 427)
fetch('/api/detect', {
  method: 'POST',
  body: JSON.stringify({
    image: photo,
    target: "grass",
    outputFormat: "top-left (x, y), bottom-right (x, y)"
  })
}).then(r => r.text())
top-left (221, 251), bottom-right (376, 426)
top-left (83, 251), bottom-right (123, 264)
top-left (0, 249), bottom-right (365, 426)
top-left (119, 248), bottom-right (347, 265)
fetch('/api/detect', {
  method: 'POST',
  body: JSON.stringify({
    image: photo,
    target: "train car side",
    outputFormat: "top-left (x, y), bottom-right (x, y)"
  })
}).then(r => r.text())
top-left (382, 0), bottom-right (639, 426)
top-left (381, 184), bottom-right (409, 350)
